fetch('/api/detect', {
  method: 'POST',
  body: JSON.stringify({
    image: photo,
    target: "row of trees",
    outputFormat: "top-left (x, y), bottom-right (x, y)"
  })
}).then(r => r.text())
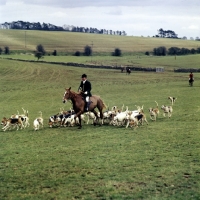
top-left (0, 44), bottom-right (121, 58)
top-left (34, 44), bottom-right (122, 60)
top-left (1, 44), bottom-right (199, 58)
top-left (0, 21), bottom-right (127, 36)
top-left (152, 46), bottom-right (200, 56)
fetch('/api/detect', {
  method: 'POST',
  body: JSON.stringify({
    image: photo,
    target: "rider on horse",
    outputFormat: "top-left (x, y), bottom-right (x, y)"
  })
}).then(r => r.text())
top-left (78, 74), bottom-right (92, 111)
top-left (189, 71), bottom-right (194, 86)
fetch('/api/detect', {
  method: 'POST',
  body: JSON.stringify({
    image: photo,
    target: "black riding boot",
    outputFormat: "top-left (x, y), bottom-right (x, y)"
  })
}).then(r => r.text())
top-left (85, 102), bottom-right (90, 111)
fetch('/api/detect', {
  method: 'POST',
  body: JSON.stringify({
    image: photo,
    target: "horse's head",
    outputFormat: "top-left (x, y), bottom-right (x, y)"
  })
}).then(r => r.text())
top-left (63, 87), bottom-right (71, 103)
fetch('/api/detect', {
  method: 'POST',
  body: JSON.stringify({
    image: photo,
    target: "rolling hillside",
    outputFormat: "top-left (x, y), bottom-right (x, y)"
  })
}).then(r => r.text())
top-left (0, 29), bottom-right (199, 54)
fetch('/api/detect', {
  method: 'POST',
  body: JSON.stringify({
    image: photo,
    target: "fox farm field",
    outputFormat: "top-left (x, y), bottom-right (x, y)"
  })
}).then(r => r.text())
top-left (0, 58), bottom-right (200, 200)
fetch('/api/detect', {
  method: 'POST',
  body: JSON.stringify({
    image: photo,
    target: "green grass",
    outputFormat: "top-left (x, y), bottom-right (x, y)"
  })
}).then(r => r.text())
top-left (1, 53), bottom-right (200, 72)
top-left (0, 29), bottom-right (199, 54)
top-left (1, 58), bottom-right (200, 199)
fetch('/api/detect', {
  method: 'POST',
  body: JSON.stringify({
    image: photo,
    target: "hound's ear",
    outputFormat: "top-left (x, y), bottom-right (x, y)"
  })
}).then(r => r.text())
top-left (69, 87), bottom-right (71, 90)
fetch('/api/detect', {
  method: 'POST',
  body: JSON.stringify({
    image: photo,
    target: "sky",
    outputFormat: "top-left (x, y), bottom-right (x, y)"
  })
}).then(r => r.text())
top-left (0, 0), bottom-right (200, 38)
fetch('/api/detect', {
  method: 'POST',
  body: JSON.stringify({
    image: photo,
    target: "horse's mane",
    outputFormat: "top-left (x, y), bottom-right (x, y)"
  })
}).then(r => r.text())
top-left (68, 89), bottom-right (82, 98)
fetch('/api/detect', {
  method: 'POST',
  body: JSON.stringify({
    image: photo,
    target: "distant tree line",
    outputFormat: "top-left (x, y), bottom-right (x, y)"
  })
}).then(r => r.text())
top-left (154, 28), bottom-right (178, 38)
top-left (152, 46), bottom-right (200, 56)
top-left (0, 21), bottom-right (127, 36)
top-left (75, 46), bottom-right (122, 57)
top-left (2, 21), bottom-right (63, 31)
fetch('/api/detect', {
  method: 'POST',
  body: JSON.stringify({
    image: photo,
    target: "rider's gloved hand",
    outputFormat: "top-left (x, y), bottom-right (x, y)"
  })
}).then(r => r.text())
top-left (84, 91), bottom-right (87, 94)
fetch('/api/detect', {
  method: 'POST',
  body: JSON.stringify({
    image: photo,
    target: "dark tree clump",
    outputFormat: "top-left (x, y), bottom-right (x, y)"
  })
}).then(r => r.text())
top-left (74, 51), bottom-right (81, 56)
top-left (4, 46), bottom-right (10, 54)
top-left (34, 44), bottom-right (45, 60)
top-left (84, 45), bottom-right (92, 56)
top-left (52, 50), bottom-right (57, 56)
top-left (168, 47), bottom-right (191, 55)
top-left (36, 44), bottom-right (45, 55)
top-left (191, 48), bottom-right (196, 54)
top-left (0, 47), bottom-right (2, 55)
top-left (197, 48), bottom-right (200, 53)
top-left (112, 48), bottom-right (122, 56)
top-left (153, 46), bottom-right (166, 56)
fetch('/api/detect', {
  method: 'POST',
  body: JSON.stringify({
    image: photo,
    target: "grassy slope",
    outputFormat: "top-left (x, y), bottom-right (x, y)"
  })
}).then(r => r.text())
top-left (0, 29), bottom-right (199, 53)
top-left (2, 53), bottom-right (200, 71)
top-left (0, 59), bottom-right (200, 199)
top-left (1, 29), bottom-right (200, 73)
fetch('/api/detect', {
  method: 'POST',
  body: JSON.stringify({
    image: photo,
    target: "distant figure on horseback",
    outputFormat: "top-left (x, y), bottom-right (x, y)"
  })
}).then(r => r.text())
top-left (126, 67), bottom-right (131, 75)
top-left (78, 74), bottom-right (92, 111)
top-left (189, 72), bottom-right (194, 86)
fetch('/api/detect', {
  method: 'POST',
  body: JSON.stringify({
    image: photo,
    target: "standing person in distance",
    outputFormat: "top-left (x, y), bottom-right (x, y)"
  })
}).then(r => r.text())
top-left (78, 74), bottom-right (92, 111)
top-left (189, 71), bottom-right (194, 86)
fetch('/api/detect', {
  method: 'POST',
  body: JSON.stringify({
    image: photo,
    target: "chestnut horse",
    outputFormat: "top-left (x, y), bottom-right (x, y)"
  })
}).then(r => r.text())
top-left (63, 87), bottom-right (106, 129)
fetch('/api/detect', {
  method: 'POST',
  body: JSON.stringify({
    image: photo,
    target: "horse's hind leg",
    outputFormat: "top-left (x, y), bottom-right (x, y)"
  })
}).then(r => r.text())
top-left (97, 109), bottom-right (104, 126)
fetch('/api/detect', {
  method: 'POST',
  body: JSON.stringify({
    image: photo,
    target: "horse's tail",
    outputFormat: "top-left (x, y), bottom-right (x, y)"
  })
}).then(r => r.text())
top-left (101, 100), bottom-right (107, 110)
top-left (99, 98), bottom-right (107, 110)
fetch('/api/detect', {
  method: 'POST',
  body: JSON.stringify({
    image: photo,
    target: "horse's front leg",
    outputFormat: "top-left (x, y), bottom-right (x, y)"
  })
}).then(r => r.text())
top-left (78, 115), bottom-right (82, 129)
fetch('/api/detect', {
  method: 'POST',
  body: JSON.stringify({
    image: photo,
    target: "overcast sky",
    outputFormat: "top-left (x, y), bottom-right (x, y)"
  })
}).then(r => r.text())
top-left (0, 0), bottom-right (200, 38)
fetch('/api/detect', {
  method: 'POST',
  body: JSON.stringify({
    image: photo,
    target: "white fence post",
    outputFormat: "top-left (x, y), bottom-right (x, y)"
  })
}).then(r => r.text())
top-left (156, 67), bottom-right (164, 72)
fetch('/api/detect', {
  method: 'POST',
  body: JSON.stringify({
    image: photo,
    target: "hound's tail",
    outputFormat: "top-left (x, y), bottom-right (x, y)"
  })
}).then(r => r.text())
top-left (155, 101), bottom-right (159, 108)
top-left (39, 111), bottom-right (43, 118)
top-left (121, 104), bottom-right (124, 112)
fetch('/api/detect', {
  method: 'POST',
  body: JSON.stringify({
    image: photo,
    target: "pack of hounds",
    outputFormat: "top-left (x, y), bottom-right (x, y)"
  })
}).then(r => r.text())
top-left (1, 96), bottom-right (176, 132)
top-left (1, 108), bottom-right (43, 132)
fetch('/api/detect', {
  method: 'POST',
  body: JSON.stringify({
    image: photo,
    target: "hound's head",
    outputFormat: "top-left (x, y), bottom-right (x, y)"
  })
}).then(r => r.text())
top-left (1, 117), bottom-right (7, 125)
top-left (149, 108), bottom-right (152, 112)
top-left (111, 106), bottom-right (118, 111)
top-left (161, 105), bottom-right (166, 110)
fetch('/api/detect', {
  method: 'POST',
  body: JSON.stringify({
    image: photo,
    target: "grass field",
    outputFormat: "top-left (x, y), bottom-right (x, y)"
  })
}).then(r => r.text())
top-left (1, 57), bottom-right (200, 199)
top-left (1, 29), bottom-right (200, 72)
top-left (0, 29), bottom-right (199, 54)
top-left (1, 53), bottom-right (200, 72)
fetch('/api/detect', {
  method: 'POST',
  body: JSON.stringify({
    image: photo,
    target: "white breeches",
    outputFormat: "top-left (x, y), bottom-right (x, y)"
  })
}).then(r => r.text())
top-left (86, 96), bottom-right (89, 102)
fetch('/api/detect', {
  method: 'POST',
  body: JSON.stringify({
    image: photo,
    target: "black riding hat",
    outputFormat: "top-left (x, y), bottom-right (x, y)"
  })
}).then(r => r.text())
top-left (81, 74), bottom-right (87, 78)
